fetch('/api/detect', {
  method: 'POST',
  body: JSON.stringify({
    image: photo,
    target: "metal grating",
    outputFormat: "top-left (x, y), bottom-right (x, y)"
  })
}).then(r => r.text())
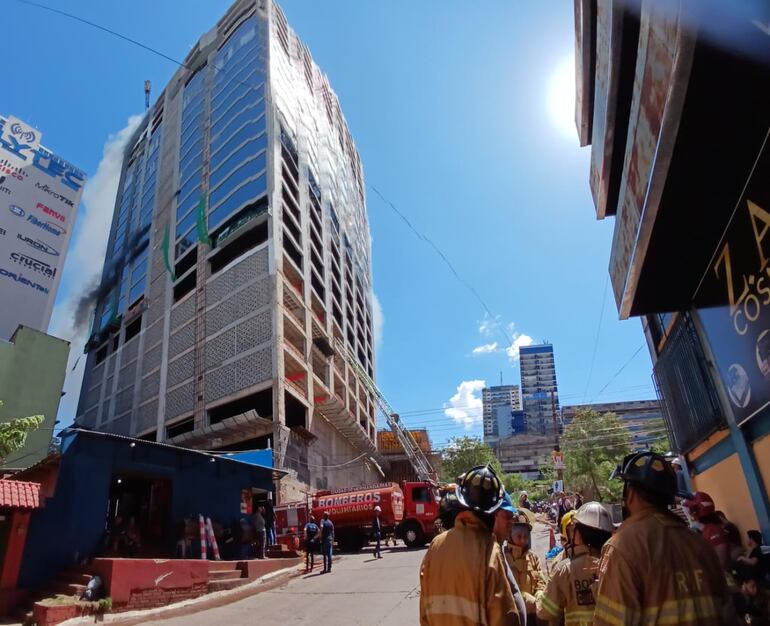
top-left (171, 294), bottom-right (196, 330)
top-left (140, 372), bottom-right (161, 403)
top-left (205, 346), bottom-right (272, 402)
top-left (84, 384), bottom-right (101, 411)
top-left (166, 382), bottom-right (195, 419)
top-left (116, 387), bottom-right (134, 414)
top-left (122, 336), bottom-right (139, 363)
top-left (206, 277), bottom-right (271, 336)
top-left (145, 319), bottom-right (164, 349)
top-left (205, 327), bottom-right (237, 370)
top-left (118, 361), bottom-right (137, 390)
top-left (136, 399), bottom-right (159, 434)
top-left (652, 314), bottom-right (725, 453)
top-left (168, 351), bottom-right (195, 387)
top-left (143, 343), bottom-right (162, 375)
top-left (237, 309), bottom-right (272, 352)
top-left (107, 413), bottom-right (131, 436)
top-left (169, 321), bottom-right (196, 359)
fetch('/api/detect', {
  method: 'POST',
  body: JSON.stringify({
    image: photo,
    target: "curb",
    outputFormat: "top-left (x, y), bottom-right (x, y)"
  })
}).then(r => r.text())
top-left (57, 562), bottom-right (305, 626)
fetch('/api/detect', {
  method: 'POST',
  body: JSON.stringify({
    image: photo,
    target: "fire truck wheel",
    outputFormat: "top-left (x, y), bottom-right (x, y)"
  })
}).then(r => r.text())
top-left (402, 522), bottom-right (424, 548)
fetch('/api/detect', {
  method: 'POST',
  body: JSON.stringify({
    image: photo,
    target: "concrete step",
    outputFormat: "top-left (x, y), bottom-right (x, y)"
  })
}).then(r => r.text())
top-left (208, 578), bottom-right (250, 592)
top-left (208, 561), bottom-right (240, 572)
top-left (209, 569), bottom-right (243, 581)
top-left (267, 549), bottom-right (300, 558)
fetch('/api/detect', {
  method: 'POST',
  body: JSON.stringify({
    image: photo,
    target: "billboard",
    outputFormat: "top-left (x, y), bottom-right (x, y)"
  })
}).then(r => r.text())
top-left (0, 115), bottom-right (85, 340)
top-left (695, 132), bottom-right (770, 426)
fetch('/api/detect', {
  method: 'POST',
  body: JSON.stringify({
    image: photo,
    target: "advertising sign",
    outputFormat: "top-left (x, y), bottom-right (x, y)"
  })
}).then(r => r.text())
top-left (0, 115), bottom-right (85, 340)
top-left (695, 132), bottom-right (770, 425)
top-left (551, 450), bottom-right (565, 470)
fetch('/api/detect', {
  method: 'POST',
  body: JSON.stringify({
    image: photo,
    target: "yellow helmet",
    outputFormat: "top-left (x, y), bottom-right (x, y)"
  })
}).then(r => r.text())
top-left (561, 509), bottom-right (577, 538)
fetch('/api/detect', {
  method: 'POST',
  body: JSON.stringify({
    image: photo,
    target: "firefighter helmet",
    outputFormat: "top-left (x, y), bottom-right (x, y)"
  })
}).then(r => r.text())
top-left (512, 510), bottom-right (532, 530)
top-left (683, 491), bottom-right (716, 521)
top-left (455, 465), bottom-right (504, 514)
top-left (574, 502), bottom-right (614, 533)
top-left (561, 509), bottom-right (577, 538)
top-left (611, 451), bottom-right (677, 503)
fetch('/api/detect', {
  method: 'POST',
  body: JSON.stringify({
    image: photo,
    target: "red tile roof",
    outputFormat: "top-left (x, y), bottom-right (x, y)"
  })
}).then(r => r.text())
top-left (0, 480), bottom-right (41, 509)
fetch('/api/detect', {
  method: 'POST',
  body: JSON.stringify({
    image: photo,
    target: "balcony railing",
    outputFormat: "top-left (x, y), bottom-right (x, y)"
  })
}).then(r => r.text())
top-left (652, 313), bottom-right (725, 453)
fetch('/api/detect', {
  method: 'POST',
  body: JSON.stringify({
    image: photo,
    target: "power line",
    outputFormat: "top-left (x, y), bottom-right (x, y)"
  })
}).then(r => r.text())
top-left (589, 344), bottom-right (647, 403)
top-left (583, 274), bottom-right (609, 401)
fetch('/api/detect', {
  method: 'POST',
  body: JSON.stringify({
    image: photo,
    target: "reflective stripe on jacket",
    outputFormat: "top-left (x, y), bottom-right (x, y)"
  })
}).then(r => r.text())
top-left (593, 507), bottom-right (735, 626)
top-left (420, 511), bottom-right (521, 626)
top-left (537, 544), bottom-right (600, 626)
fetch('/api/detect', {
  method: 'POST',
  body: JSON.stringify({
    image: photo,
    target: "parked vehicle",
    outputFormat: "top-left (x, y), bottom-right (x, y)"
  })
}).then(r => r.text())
top-left (276, 481), bottom-right (439, 552)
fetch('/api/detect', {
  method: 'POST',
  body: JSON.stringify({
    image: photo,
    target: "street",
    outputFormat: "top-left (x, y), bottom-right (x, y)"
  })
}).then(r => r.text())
top-left (142, 522), bottom-right (552, 626)
top-left (143, 546), bottom-right (423, 626)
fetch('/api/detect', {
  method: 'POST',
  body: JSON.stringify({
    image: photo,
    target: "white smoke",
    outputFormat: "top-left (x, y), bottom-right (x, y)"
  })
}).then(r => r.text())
top-left (50, 115), bottom-right (143, 428)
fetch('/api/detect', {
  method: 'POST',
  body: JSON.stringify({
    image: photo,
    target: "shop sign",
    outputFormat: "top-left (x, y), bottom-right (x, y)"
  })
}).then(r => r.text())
top-left (695, 133), bottom-right (770, 425)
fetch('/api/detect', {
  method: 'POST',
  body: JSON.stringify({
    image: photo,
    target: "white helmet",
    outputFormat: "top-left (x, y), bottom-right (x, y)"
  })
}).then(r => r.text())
top-left (520, 491), bottom-right (528, 498)
top-left (574, 502), bottom-right (613, 533)
top-left (374, 505), bottom-right (381, 512)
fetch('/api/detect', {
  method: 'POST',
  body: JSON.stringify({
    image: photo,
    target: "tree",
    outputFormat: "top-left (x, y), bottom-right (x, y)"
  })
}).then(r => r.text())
top-left (562, 409), bottom-right (631, 503)
top-left (439, 435), bottom-right (502, 483)
top-left (0, 401), bottom-right (45, 464)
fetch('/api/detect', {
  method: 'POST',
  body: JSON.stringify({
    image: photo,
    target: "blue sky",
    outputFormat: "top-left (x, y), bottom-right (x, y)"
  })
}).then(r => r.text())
top-left (5, 0), bottom-right (655, 447)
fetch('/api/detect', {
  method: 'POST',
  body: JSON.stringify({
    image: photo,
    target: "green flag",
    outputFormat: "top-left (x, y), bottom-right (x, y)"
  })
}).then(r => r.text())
top-left (161, 222), bottom-right (176, 281)
top-left (196, 196), bottom-right (211, 246)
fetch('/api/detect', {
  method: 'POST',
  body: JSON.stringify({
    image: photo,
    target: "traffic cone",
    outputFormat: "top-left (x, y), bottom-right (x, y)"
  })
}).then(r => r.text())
top-left (549, 526), bottom-right (556, 550)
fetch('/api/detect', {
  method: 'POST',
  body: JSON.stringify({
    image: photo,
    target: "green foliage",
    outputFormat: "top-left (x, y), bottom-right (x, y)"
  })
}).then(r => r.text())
top-left (439, 436), bottom-right (502, 482)
top-left (562, 409), bottom-right (631, 503)
top-left (648, 435), bottom-right (671, 456)
top-left (0, 401), bottom-right (44, 462)
top-left (96, 597), bottom-right (112, 613)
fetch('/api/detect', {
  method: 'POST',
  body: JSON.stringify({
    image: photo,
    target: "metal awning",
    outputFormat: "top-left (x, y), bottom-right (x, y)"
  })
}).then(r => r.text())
top-left (168, 409), bottom-right (274, 450)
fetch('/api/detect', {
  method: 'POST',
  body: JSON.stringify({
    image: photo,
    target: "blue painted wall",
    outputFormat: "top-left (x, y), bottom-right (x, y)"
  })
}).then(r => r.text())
top-left (19, 431), bottom-right (274, 589)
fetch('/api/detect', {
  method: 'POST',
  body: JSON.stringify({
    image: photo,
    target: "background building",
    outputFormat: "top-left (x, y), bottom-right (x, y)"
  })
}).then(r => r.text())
top-left (0, 327), bottom-right (69, 468)
top-left (0, 115), bottom-right (86, 341)
top-left (482, 384), bottom-right (521, 443)
top-left (75, 0), bottom-right (383, 500)
top-left (574, 0), bottom-right (770, 536)
top-left (561, 400), bottom-right (667, 451)
top-left (377, 429), bottom-right (440, 483)
top-left (520, 343), bottom-right (559, 436)
top-left (496, 434), bottom-right (553, 479)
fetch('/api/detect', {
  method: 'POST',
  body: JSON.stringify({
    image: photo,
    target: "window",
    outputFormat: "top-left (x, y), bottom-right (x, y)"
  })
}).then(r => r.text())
top-left (209, 154), bottom-right (266, 209)
top-left (175, 208), bottom-right (198, 239)
top-left (95, 344), bottom-right (108, 365)
top-left (211, 99), bottom-right (265, 148)
top-left (211, 117), bottom-right (266, 165)
top-left (210, 134), bottom-right (266, 188)
top-left (208, 173), bottom-right (266, 230)
top-left (125, 315), bottom-right (142, 342)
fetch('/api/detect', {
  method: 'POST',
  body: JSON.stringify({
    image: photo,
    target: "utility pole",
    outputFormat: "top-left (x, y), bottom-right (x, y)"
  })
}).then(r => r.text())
top-left (550, 389), bottom-right (558, 445)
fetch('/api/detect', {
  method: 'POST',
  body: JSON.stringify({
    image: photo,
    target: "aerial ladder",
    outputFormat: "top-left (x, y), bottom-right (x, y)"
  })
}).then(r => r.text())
top-left (334, 339), bottom-right (436, 483)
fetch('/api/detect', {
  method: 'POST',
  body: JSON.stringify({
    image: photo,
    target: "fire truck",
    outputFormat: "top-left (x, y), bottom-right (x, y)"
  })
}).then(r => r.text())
top-left (276, 480), bottom-right (440, 551)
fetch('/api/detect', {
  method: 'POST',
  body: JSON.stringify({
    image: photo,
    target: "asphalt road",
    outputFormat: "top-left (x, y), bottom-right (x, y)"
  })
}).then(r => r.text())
top-left (142, 544), bottom-right (423, 626)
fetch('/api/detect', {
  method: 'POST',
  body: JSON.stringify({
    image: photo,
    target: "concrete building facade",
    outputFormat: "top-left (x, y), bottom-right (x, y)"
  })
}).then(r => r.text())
top-left (519, 344), bottom-right (559, 436)
top-left (482, 384), bottom-right (520, 443)
top-left (0, 327), bottom-right (69, 468)
top-left (561, 400), bottom-right (667, 451)
top-left (75, 0), bottom-right (382, 499)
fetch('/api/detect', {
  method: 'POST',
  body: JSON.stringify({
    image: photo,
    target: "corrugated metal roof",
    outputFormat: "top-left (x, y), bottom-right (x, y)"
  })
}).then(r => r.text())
top-left (0, 479), bottom-right (41, 509)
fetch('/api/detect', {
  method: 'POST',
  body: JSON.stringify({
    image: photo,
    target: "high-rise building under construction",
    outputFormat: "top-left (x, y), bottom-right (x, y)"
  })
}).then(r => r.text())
top-left (75, 0), bottom-right (383, 498)
top-left (519, 343), bottom-right (559, 436)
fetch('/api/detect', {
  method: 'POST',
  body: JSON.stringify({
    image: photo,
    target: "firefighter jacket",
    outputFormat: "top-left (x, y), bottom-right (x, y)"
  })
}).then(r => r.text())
top-left (536, 544), bottom-right (600, 626)
top-left (593, 506), bottom-right (736, 626)
top-left (505, 543), bottom-right (547, 610)
top-left (420, 511), bottom-right (521, 626)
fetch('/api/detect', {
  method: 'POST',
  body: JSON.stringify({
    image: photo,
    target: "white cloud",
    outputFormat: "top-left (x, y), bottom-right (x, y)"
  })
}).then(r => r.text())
top-left (372, 292), bottom-right (384, 352)
top-left (444, 380), bottom-right (485, 429)
top-left (478, 314), bottom-right (500, 337)
top-left (50, 114), bottom-right (143, 428)
top-left (472, 342), bottom-right (498, 355)
top-left (506, 333), bottom-right (534, 362)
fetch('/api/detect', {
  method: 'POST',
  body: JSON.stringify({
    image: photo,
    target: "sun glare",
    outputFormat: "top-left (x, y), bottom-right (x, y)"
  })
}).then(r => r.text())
top-left (547, 53), bottom-right (577, 138)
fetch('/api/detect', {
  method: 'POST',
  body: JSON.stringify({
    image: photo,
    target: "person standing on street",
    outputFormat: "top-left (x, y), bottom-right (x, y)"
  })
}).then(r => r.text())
top-left (253, 506), bottom-right (267, 559)
top-left (683, 491), bottom-right (731, 571)
top-left (505, 509), bottom-right (547, 623)
top-left (420, 464), bottom-right (521, 626)
top-left (372, 505), bottom-right (383, 559)
top-left (321, 511), bottom-right (334, 573)
top-left (493, 491), bottom-right (528, 626)
top-left (594, 451), bottom-right (735, 625)
top-left (304, 515), bottom-right (319, 572)
top-left (536, 501), bottom-right (613, 626)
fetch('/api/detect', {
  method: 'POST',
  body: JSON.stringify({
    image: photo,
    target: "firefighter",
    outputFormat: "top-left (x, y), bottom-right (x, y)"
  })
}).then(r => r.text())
top-left (493, 491), bottom-right (528, 626)
top-left (420, 465), bottom-right (521, 626)
top-left (682, 491), bottom-right (731, 571)
top-left (594, 451), bottom-right (736, 625)
top-left (536, 501), bottom-right (613, 626)
top-left (505, 509), bottom-right (546, 623)
top-left (550, 508), bottom-right (578, 571)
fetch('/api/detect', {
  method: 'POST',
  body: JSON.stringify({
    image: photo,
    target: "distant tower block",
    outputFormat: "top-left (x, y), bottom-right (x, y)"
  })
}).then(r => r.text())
top-left (144, 80), bottom-right (151, 111)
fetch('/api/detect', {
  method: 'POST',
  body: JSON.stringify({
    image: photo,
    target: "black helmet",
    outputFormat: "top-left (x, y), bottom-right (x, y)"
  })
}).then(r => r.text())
top-left (455, 465), bottom-right (504, 514)
top-left (611, 451), bottom-right (677, 503)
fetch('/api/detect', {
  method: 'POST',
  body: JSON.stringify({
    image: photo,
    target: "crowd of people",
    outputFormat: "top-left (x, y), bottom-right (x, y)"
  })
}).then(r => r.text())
top-left (419, 451), bottom-right (770, 625)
